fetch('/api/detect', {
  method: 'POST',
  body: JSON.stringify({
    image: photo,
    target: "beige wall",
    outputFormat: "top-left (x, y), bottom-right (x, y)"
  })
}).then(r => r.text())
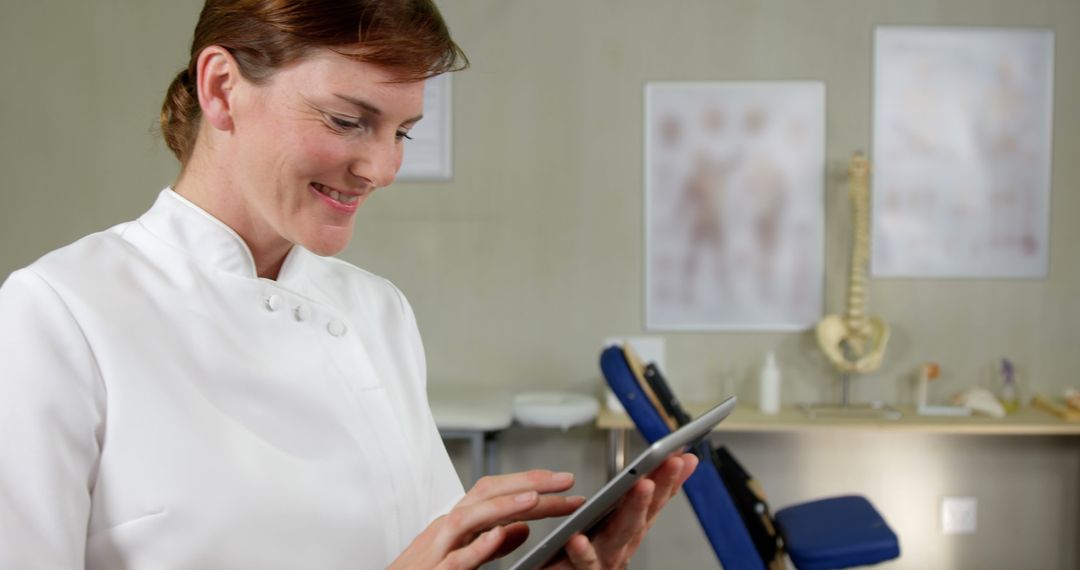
top-left (2, 1), bottom-right (1078, 568)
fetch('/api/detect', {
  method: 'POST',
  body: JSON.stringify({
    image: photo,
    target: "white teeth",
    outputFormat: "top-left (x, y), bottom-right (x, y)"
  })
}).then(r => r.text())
top-left (314, 183), bottom-right (360, 205)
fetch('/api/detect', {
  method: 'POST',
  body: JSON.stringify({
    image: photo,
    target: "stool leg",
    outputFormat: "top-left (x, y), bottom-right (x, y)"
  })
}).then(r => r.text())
top-left (470, 432), bottom-right (484, 488)
top-left (484, 431), bottom-right (498, 477)
top-left (608, 428), bottom-right (628, 480)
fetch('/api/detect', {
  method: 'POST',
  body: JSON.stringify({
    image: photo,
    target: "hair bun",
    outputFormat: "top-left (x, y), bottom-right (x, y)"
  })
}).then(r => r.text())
top-left (160, 67), bottom-right (201, 164)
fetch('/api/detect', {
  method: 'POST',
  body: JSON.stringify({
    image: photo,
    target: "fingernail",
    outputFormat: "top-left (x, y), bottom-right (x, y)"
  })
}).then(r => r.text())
top-left (553, 471), bottom-right (574, 482)
top-left (485, 527), bottom-right (501, 543)
top-left (568, 495), bottom-right (587, 506)
top-left (515, 491), bottom-right (537, 504)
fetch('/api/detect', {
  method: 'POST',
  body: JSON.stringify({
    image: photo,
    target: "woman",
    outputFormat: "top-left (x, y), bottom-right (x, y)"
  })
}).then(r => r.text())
top-left (0, 1), bottom-right (697, 568)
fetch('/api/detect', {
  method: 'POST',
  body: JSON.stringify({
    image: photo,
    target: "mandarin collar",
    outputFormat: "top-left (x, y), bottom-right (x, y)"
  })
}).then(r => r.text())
top-left (137, 188), bottom-right (309, 286)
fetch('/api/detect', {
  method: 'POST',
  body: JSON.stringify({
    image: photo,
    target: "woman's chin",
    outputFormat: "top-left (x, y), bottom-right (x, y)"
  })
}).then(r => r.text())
top-left (306, 243), bottom-right (345, 257)
top-left (301, 228), bottom-right (353, 257)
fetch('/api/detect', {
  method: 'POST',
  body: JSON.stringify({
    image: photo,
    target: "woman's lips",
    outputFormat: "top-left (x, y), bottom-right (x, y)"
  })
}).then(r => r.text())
top-left (311, 182), bottom-right (360, 204)
top-left (310, 182), bottom-right (361, 213)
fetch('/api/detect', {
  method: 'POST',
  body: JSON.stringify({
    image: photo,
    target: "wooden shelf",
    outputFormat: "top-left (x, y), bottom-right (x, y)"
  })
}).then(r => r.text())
top-left (597, 404), bottom-right (1080, 436)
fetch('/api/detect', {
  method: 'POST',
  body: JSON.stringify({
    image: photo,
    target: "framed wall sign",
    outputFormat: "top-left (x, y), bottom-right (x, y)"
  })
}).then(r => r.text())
top-left (397, 73), bottom-right (453, 181)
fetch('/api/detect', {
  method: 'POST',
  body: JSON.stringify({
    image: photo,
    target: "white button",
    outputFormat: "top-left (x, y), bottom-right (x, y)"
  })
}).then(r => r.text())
top-left (294, 304), bottom-right (311, 322)
top-left (327, 320), bottom-right (347, 337)
top-left (265, 294), bottom-right (283, 312)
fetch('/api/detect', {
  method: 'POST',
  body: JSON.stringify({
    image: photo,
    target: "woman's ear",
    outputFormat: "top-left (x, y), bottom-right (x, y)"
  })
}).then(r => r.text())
top-left (195, 45), bottom-right (240, 132)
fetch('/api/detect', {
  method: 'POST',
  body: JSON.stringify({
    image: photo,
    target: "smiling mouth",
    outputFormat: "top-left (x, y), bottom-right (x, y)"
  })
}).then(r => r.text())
top-left (312, 182), bottom-right (360, 205)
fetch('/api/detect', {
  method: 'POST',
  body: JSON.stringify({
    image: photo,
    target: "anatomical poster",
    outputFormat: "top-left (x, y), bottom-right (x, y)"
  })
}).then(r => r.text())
top-left (872, 27), bottom-right (1054, 278)
top-left (645, 82), bottom-right (825, 331)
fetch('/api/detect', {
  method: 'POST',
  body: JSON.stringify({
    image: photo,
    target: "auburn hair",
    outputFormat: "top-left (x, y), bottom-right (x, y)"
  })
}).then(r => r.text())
top-left (160, 0), bottom-right (467, 164)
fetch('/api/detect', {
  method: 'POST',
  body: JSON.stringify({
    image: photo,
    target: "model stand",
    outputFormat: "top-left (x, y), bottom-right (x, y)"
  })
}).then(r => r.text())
top-left (801, 371), bottom-right (902, 420)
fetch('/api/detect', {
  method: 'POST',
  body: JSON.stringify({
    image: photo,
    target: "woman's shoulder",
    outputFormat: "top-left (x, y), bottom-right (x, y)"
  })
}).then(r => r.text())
top-left (13, 222), bottom-right (140, 289)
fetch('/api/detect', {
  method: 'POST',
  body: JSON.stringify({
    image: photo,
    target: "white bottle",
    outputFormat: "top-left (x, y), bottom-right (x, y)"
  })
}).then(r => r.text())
top-left (759, 350), bottom-right (781, 415)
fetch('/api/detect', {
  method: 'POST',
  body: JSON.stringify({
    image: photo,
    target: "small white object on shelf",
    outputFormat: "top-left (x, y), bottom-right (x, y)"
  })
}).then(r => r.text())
top-left (914, 362), bottom-right (971, 416)
top-left (758, 350), bottom-right (781, 415)
top-left (514, 392), bottom-right (600, 430)
top-left (953, 388), bottom-right (1006, 418)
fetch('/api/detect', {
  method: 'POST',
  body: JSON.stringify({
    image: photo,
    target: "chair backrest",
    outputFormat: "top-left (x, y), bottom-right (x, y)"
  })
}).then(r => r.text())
top-left (641, 358), bottom-right (783, 567)
top-left (600, 345), bottom-right (764, 570)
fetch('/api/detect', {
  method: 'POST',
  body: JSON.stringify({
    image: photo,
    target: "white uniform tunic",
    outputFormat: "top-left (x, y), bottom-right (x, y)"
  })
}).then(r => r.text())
top-left (0, 189), bottom-right (464, 569)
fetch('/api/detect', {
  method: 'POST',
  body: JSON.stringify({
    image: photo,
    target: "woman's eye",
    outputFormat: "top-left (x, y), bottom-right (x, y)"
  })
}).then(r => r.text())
top-left (328, 115), bottom-right (362, 131)
top-left (325, 112), bottom-right (410, 141)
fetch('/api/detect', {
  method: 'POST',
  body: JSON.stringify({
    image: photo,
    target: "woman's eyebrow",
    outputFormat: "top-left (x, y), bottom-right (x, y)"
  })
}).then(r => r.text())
top-left (334, 93), bottom-right (423, 124)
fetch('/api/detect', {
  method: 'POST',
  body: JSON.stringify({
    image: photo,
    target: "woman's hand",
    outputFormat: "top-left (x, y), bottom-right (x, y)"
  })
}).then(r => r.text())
top-left (545, 452), bottom-right (699, 570)
top-left (388, 452), bottom-right (699, 570)
top-left (388, 469), bottom-right (585, 570)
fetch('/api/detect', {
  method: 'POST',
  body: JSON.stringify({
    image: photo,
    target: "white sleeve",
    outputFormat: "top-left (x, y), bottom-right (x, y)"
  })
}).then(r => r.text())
top-left (0, 269), bottom-right (106, 568)
top-left (393, 286), bottom-right (465, 522)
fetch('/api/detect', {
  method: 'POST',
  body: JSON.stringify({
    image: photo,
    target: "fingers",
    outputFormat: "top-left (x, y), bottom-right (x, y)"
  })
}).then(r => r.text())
top-left (564, 534), bottom-right (602, 569)
top-left (646, 454), bottom-right (697, 520)
top-left (491, 522), bottom-right (531, 559)
top-left (681, 452), bottom-right (700, 477)
top-left (623, 453), bottom-right (701, 558)
top-left (454, 469), bottom-right (585, 540)
top-left (553, 454), bottom-right (700, 570)
top-left (437, 488), bottom-right (587, 558)
top-left (583, 477), bottom-right (653, 567)
top-left (443, 456), bottom-right (696, 569)
top-left (438, 525), bottom-right (505, 570)
top-left (394, 469), bottom-right (591, 570)
top-left (460, 470), bottom-right (576, 506)
top-left (644, 457), bottom-right (684, 519)
top-left (492, 494), bottom-right (586, 528)
top-left (437, 490), bottom-right (541, 552)
top-left (604, 478), bottom-right (654, 545)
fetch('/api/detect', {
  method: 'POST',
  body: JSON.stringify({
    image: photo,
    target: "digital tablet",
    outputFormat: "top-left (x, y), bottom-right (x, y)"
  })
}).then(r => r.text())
top-left (507, 396), bottom-right (737, 570)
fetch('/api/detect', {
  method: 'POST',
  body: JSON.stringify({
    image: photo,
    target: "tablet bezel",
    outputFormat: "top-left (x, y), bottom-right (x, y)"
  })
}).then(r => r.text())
top-left (507, 395), bottom-right (737, 570)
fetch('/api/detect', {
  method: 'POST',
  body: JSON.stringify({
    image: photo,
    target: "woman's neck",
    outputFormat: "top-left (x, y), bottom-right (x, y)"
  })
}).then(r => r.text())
top-left (172, 161), bottom-right (292, 280)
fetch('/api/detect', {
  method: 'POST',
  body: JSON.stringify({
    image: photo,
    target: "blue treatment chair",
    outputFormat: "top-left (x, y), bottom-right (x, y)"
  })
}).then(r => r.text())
top-left (600, 345), bottom-right (900, 570)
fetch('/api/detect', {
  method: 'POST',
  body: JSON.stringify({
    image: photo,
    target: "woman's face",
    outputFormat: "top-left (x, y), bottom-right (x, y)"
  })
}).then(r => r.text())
top-left (228, 49), bottom-right (425, 257)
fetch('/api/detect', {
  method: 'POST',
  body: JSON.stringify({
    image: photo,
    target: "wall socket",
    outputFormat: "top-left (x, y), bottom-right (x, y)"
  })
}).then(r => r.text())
top-left (941, 496), bottom-right (977, 534)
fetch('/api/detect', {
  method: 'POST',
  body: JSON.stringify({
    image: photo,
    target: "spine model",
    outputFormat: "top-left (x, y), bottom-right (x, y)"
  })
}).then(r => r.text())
top-left (815, 153), bottom-right (890, 374)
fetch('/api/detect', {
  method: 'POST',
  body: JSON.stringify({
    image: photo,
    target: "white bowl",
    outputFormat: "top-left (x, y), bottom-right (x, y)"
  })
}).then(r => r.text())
top-left (513, 392), bottom-right (600, 430)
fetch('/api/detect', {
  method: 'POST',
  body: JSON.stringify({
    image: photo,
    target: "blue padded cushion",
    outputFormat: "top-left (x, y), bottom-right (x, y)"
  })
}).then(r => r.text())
top-left (599, 346), bottom-right (764, 570)
top-left (600, 346), bottom-right (671, 443)
top-left (774, 495), bottom-right (900, 570)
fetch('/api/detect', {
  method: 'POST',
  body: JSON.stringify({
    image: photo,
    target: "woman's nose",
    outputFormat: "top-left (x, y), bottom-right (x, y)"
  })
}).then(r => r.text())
top-left (348, 137), bottom-right (402, 189)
